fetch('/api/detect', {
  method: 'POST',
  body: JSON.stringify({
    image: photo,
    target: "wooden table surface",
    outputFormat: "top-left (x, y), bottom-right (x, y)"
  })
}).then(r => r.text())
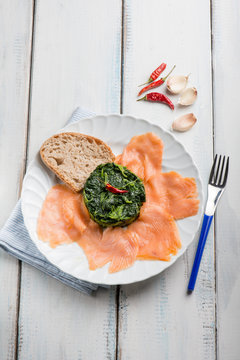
top-left (0, 1), bottom-right (239, 359)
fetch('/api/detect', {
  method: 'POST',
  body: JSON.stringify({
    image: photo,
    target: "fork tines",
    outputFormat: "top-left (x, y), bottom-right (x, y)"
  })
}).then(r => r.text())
top-left (209, 154), bottom-right (229, 188)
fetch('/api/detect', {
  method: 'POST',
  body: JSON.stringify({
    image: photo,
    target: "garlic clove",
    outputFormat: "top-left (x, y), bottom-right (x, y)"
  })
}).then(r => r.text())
top-left (178, 87), bottom-right (197, 105)
top-left (172, 113), bottom-right (197, 132)
top-left (166, 75), bottom-right (189, 94)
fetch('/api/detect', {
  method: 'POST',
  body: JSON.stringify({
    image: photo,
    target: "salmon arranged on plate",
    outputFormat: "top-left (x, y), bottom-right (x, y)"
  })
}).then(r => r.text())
top-left (37, 132), bottom-right (199, 273)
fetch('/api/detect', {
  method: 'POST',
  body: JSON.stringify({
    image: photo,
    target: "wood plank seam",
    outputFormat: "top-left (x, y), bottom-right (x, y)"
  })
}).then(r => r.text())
top-left (15, 1), bottom-right (36, 359)
top-left (115, 286), bottom-right (120, 360)
top-left (20, 0), bottom-right (37, 179)
top-left (209, 0), bottom-right (218, 359)
top-left (117, 0), bottom-right (125, 358)
top-left (120, 0), bottom-right (125, 115)
top-left (14, 262), bottom-right (21, 360)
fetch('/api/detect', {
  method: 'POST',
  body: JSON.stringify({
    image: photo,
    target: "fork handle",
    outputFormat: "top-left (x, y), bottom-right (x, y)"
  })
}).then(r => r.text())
top-left (188, 214), bottom-right (213, 292)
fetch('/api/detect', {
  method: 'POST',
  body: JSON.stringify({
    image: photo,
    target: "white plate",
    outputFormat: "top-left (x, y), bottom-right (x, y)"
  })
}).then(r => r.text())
top-left (21, 114), bottom-right (203, 285)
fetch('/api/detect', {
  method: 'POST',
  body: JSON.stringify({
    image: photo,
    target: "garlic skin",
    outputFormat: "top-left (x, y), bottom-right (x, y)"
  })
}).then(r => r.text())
top-left (178, 87), bottom-right (197, 105)
top-left (166, 75), bottom-right (189, 94)
top-left (172, 113), bottom-right (197, 132)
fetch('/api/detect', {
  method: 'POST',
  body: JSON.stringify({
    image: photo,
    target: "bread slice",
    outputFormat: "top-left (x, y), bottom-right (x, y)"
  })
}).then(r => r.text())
top-left (40, 132), bottom-right (115, 192)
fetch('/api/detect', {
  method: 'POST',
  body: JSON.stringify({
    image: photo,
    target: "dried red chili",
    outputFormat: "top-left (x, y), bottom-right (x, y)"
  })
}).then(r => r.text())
top-left (105, 183), bottom-right (129, 194)
top-left (150, 63), bottom-right (167, 82)
top-left (138, 65), bottom-right (176, 96)
top-left (137, 92), bottom-right (174, 110)
top-left (139, 63), bottom-right (167, 86)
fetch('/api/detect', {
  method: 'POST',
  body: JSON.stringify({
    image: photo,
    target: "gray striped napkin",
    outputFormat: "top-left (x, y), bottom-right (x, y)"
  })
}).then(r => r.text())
top-left (0, 107), bottom-right (104, 295)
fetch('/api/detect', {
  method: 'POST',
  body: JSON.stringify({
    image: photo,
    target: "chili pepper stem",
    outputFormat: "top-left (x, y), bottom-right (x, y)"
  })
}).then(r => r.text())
top-left (138, 79), bottom-right (152, 87)
top-left (137, 96), bottom-right (147, 101)
top-left (162, 65), bottom-right (176, 82)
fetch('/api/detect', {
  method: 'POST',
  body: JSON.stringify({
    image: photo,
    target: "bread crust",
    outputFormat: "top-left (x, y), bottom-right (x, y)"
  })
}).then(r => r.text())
top-left (40, 132), bottom-right (115, 192)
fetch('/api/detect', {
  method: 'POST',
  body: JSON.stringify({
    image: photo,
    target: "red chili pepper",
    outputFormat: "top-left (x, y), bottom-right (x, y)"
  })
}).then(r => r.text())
top-left (137, 92), bottom-right (174, 110)
top-left (105, 183), bottom-right (129, 194)
top-left (151, 63), bottom-right (167, 82)
top-left (139, 63), bottom-right (167, 86)
top-left (138, 65), bottom-right (176, 96)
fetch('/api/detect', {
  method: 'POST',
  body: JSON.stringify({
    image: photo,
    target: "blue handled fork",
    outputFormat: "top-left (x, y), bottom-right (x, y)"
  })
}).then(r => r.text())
top-left (188, 155), bottom-right (229, 292)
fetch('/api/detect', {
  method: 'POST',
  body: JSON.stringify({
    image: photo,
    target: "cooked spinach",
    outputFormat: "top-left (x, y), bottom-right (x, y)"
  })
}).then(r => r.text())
top-left (83, 163), bottom-right (145, 227)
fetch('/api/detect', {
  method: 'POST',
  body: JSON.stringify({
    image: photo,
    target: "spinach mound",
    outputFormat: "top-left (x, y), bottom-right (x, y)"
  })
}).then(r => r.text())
top-left (83, 163), bottom-right (146, 227)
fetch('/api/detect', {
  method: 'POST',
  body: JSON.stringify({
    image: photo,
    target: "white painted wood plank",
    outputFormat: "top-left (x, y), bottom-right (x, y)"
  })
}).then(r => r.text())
top-left (119, 0), bottom-right (215, 359)
top-left (212, 1), bottom-right (240, 358)
top-left (0, 1), bottom-right (33, 359)
top-left (18, 1), bottom-right (122, 359)
top-left (18, 269), bottom-right (117, 360)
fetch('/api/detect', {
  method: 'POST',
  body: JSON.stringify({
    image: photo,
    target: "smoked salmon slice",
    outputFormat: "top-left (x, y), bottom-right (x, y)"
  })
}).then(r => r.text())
top-left (37, 185), bottom-right (139, 273)
top-left (127, 203), bottom-right (181, 261)
top-left (77, 223), bottom-right (139, 273)
top-left (145, 172), bottom-right (199, 219)
top-left (116, 132), bottom-right (164, 181)
top-left (117, 133), bottom-right (199, 262)
top-left (38, 132), bottom-right (199, 273)
top-left (37, 184), bottom-right (89, 248)
top-left (100, 227), bottom-right (139, 273)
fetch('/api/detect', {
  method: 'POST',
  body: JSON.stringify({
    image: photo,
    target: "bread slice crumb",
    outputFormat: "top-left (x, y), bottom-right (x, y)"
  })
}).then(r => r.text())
top-left (40, 132), bottom-right (115, 192)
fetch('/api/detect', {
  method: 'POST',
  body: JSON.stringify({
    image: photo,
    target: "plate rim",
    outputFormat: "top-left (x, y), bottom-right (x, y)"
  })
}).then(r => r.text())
top-left (21, 114), bottom-right (204, 285)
